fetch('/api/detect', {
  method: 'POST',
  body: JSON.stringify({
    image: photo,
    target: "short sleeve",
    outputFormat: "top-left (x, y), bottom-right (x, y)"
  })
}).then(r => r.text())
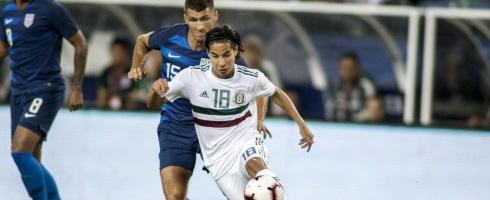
top-left (148, 26), bottom-right (171, 50)
top-left (50, 2), bottom-right (79, 38)
top-left (165, 68), bottom-right (191, 102)
top-left (253, 71), bottom-right (276, 97)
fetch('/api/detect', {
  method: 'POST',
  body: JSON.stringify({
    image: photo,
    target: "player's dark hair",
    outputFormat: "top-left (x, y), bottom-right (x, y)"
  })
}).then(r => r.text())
top-left (205, 25), bottom-right (244, 59)
top-left (340, 51), bottom-right (360, 66)
top-left (185, 0), bottom-right (214, 12)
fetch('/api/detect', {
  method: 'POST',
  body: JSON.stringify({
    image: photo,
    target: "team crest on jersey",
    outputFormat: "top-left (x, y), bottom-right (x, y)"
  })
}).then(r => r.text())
top-left (233, 89), bottom-right (246, 105)
top-left (24, 13), bottom-right (35, 28)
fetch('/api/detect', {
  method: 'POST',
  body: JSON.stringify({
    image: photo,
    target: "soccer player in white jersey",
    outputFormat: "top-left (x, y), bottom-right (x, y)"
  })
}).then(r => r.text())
top-left (147, 25), bottom-right (315, 199)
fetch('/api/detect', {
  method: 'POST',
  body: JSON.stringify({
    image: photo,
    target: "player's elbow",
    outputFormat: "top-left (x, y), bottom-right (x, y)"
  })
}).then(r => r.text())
top-left (76, 38), bottom-right (88, 54)
top-left (69, 31), bottom-right (88, 53)
top-left (136, 32), bottom-right (153, 49)
top-left (136, 34), bottom-right (149, 49)
top-left (146, 96), bottom-right (154, 109)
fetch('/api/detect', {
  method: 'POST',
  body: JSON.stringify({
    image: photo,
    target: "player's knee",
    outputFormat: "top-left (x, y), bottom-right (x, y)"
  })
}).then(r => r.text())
top-left (11, 129), bottom-right (40, 153)
top-left (11, 139), bottom-right (30, 152)
top-left (245, 157), bottom-right (267, 177)
top-left (165, 191), bottom-right (186, 200)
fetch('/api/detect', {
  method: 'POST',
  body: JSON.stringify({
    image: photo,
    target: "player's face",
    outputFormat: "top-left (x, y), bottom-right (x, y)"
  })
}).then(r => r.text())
top-left (208, 42), bottom-right (238, 79)
top-left (185, 8), bottom-right (218, 43)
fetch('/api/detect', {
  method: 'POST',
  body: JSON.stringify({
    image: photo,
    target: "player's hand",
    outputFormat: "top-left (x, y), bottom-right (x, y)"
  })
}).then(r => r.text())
top-left (257, 120), bottom-right (272, 139)
top-left (128, 66), bottom-right (145, 81)
top-left (298, 124), bottom-right (314, 152)
top-left (152, 78), bottom-right (169, 97)
top-left (67, 86), bottom-right (83, 111)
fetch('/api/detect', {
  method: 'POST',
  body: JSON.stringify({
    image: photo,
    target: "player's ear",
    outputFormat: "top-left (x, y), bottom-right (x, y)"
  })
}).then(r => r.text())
top-left (183, 11), bottom-right (189, 24)
top-left (213, 8), bottom-right (219, 22)
top-left (232, 46), bottom-right (239, 58)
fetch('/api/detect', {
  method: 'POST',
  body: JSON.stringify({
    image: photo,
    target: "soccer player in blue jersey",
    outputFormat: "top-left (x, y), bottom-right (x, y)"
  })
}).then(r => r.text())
top-left (0, 0), bottom-right (88, 199)
top-left (128, 0), bottom-right (268, 199)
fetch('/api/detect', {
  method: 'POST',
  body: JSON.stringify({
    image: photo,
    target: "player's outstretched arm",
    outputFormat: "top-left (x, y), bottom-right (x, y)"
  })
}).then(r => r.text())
top-left (128, 32), bottom-right (153, 81)
top-left (256, 96), bottom-right (272, 139)
top-left (270, 87), bottom-right (315, 152)
top-left (67, 31), bottom-right (88, 111)
top-left (146, 79), bottom-right (168, 109)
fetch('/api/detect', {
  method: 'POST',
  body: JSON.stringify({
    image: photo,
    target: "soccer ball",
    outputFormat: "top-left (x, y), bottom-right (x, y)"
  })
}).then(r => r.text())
top-left (244, 175), bottom-right (284, 200)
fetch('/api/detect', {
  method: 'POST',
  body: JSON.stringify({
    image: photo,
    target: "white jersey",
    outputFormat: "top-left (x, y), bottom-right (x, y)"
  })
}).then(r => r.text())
top-left (165, 59), bottom-right (276, 180)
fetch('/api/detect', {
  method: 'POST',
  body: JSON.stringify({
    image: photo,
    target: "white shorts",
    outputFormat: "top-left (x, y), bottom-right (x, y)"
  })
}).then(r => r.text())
top-left (216, 136), bottom-right (269, 200)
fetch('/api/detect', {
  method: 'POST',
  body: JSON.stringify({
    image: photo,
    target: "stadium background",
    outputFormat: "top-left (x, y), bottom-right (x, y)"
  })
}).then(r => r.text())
top-left (1, 0), bottom-right (490, 199)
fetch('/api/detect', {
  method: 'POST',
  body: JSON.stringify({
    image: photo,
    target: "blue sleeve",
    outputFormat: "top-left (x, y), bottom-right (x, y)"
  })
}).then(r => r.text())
top-left (148, 26), bottom-right (171, 50)
top-left (49, 2), bottom-right (79, 39)
top-left (236, 57), bottom-right (248, 66)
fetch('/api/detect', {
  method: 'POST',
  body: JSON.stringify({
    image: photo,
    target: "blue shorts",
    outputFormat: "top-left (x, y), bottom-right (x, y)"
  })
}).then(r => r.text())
top-left (157, 121), bottom-right (200, 171)
top-left (10, 89), bottom-right (64, 141)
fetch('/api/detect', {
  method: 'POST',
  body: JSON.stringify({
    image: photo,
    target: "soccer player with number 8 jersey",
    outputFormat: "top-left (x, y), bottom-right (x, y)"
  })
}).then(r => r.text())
top-left (0, 0), bottom-right (87, 199)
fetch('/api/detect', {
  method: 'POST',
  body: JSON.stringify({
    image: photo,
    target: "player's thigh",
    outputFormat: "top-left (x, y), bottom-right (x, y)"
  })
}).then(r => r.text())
top-left (11, 126), bottom-right (42, 152)
top-left (216, 159), bottom-right (249, 200)
top-left (15, 90), bottom-right (64, 141)
top-left (157, 122), bottom-right (199, 171)
top-left (240, 137), bottom-right (269, 178)
top-left (216, 137), bottom-right (270, 199)
top-left (10, 93), bottom-right (27, 138)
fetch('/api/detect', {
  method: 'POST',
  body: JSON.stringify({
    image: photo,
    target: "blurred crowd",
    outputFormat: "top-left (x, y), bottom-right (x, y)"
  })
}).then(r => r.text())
top-left (0, 0), bottom-right (489, 130)
top-left (0, 36), bottom-right (386, 122)
top-left (1, 34), bottom-right (488, 129)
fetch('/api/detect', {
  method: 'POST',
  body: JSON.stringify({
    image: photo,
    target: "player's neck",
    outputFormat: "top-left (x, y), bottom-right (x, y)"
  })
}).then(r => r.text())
top-left (212, 69), bottom-right (235, 79)
top-left (16, 0), bottom-right (32, 9)
top-left (187, 34), bottom-right (205, 51)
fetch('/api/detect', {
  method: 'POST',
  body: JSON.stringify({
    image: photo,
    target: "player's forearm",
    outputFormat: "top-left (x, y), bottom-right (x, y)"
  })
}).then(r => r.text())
top-left (146, 88), bottom-right (166, 109)
top-left (69, 31), bottom-right (88, 87)
top-left (271, 87), bottom-right (306, 127)
top-left (72, 44), bottom-right (87, 87)
top-left (131, 33), bottom-right (151, 69)
top-left (256, 96), bottom-right (268, 121)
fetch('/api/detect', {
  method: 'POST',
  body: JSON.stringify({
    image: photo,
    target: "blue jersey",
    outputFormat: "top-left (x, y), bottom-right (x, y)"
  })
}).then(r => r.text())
top-left (148, 24), bottom-right (246, 123)
top-left (0, 0), bottom-right (78, 95)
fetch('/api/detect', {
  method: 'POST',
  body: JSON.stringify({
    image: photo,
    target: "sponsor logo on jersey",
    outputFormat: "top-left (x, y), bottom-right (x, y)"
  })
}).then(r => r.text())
top-left (233, 89), bottom-right (246, 105)
top-left (200, 91), bottom-right (209, 98)
top-left (24, 13), bottom-right (35, 28)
